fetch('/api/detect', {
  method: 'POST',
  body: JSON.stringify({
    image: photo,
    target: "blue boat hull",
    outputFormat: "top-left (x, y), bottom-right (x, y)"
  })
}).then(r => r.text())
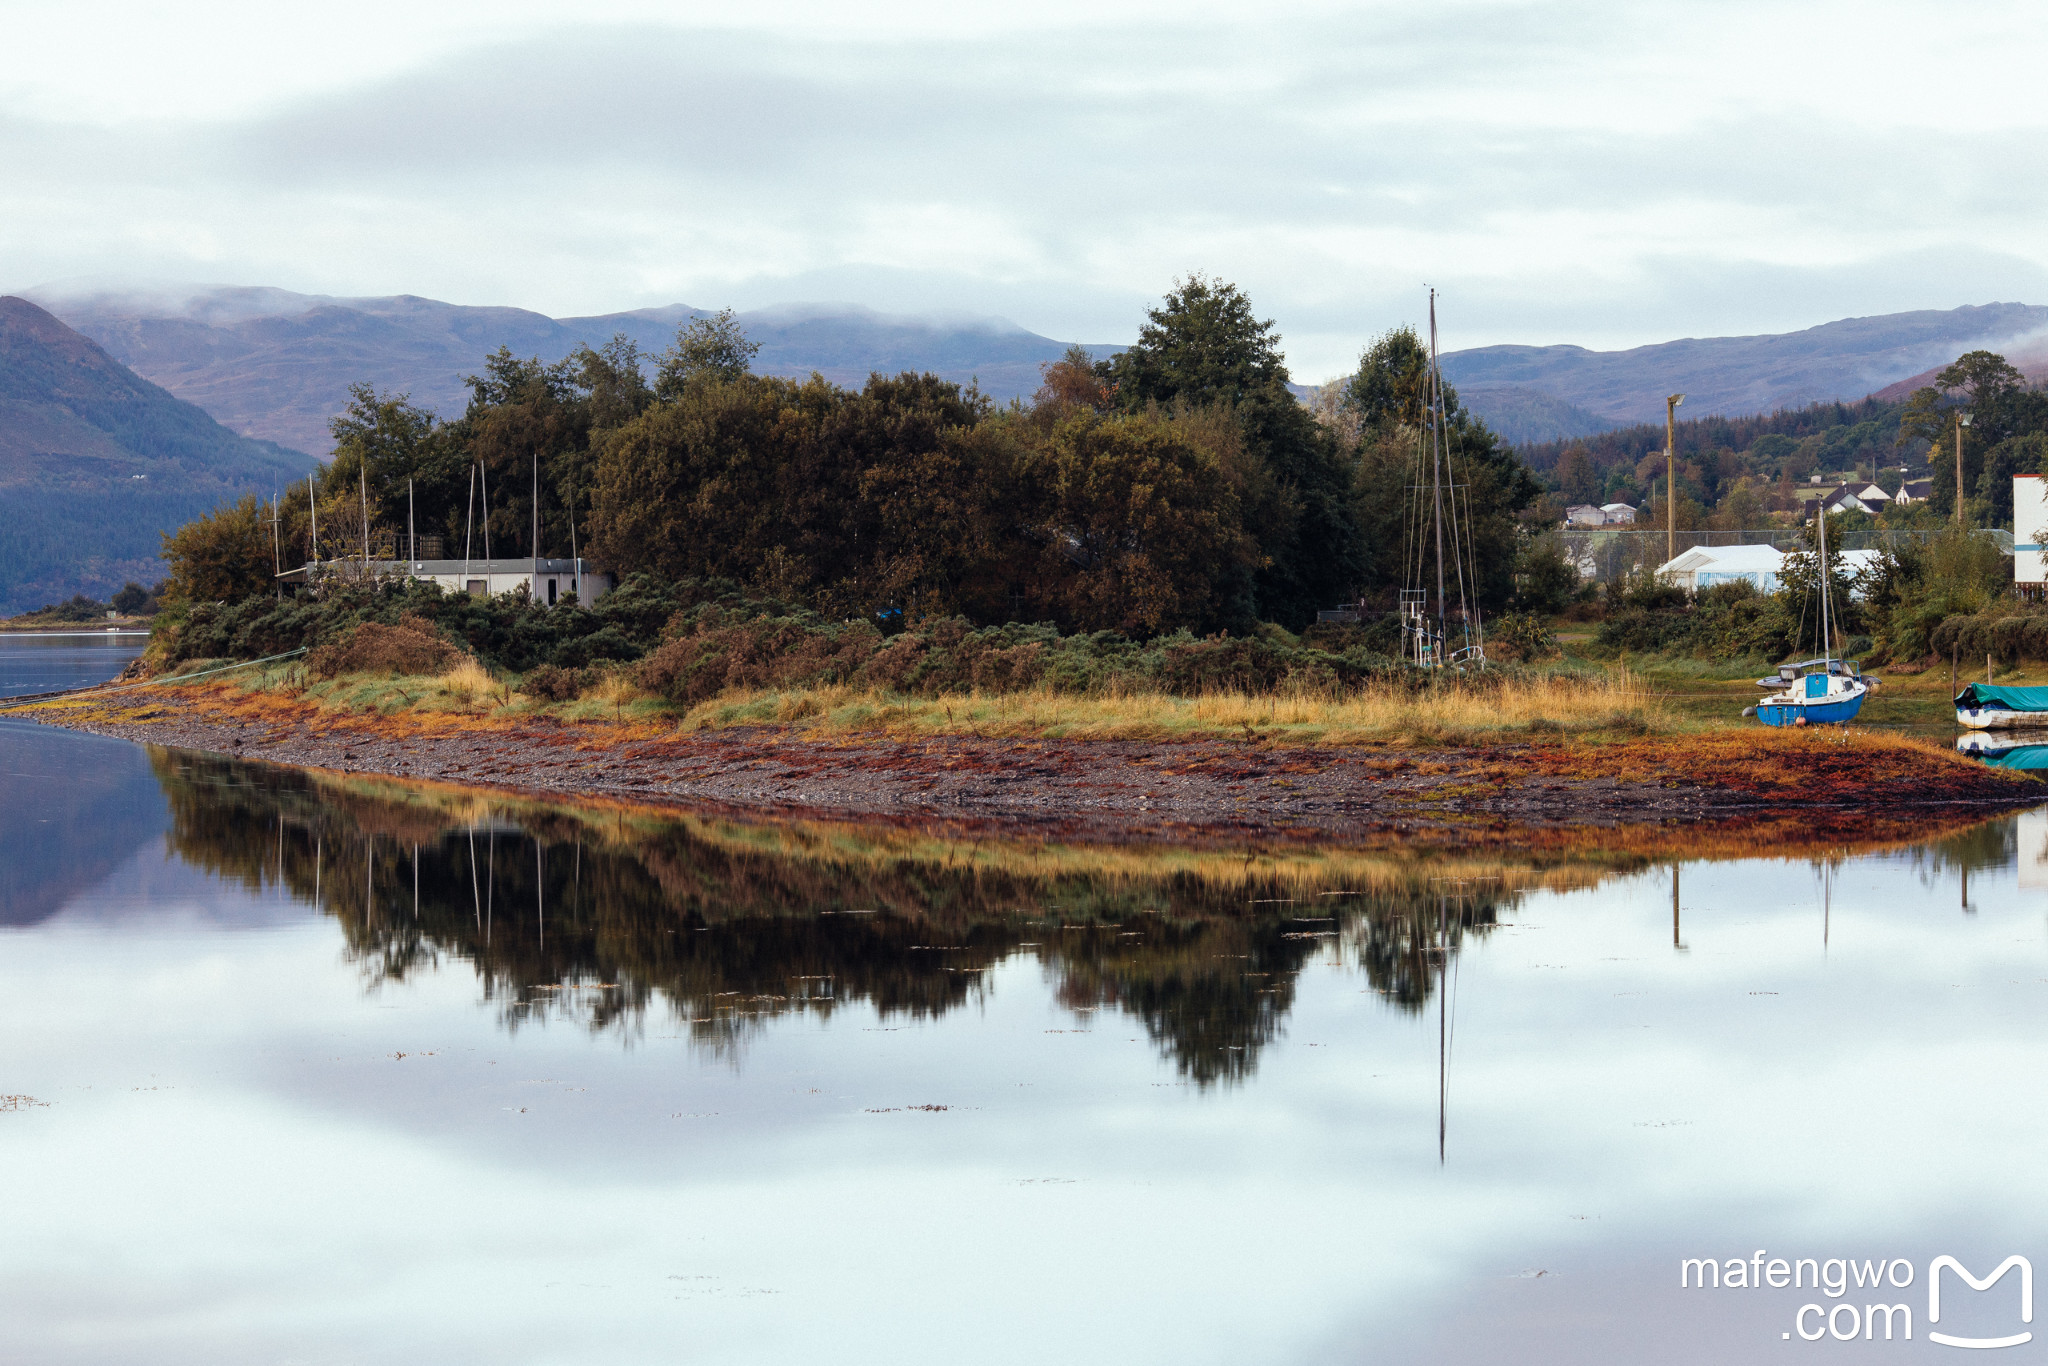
top-left (1756, 692), bottom-right (1866, 726)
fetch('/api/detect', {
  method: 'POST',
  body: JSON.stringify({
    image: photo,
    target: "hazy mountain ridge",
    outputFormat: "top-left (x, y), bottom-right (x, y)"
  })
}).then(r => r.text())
top-left (1441, 302), bottom-right (2048, 432)
top-left (1451, 384), bottom-right (1622, 444)
top-left (0, 295), bottom-right (305, 612)
top-left (36, 286), bottom-right (1119, 456)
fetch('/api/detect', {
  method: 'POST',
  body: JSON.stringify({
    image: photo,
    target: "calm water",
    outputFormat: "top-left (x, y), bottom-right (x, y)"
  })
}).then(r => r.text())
top-left (5, 637), bottom-right (2048, 1364)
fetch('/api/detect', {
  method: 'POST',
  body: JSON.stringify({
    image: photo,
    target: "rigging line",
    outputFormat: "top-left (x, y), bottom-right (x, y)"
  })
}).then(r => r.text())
top-left (1444, 422), bottom-right (1474, 651)
top-left (1429, 292), bottom-right (1449, 655)
top-left (1455, 475), bottom-right (1484, 651)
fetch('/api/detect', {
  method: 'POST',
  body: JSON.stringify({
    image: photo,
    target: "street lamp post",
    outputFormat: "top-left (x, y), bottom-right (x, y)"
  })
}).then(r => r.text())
top-left (1665, 393), bottom-right (1686, 567)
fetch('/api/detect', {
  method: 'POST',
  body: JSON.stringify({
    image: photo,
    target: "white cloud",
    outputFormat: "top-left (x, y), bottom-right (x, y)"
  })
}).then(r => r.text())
top-left (2, 0), bottom-right (2045, 377)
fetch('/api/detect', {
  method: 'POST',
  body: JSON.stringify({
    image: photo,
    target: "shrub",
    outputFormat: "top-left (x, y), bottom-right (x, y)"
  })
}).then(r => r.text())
top-left (1488, 611), bottom-right (1559, 662)
top-left (307, 619), bottom-right (464, 678)
top-left (520, 663), bottom-right (590, 702)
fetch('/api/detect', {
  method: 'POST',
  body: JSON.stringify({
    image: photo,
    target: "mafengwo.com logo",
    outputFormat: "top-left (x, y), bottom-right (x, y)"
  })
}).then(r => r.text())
top-left (1679, 1252), bottom-right (2033, 1347)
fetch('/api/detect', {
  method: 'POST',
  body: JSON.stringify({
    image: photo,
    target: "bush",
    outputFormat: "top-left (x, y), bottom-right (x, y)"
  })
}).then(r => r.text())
top-left (519, 663), bottom-right (590, 702)
top-left (1513, 544), bottom-right (1579, 615)
top-left (155, 572), bottom-right (729, 673)
top-left (1591, 576), bottom-right (1801, 662)
top-left (627, 602), bottom-right (1413, 707)
top-left (307, 618), bottom-right (464, 678)
top-left (1488, 611), bottom-right (1559, 662)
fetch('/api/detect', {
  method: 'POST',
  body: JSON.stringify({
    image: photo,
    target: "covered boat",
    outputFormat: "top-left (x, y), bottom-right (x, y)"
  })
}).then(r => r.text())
top-left (1954, 683), bottom-right (2048, 729)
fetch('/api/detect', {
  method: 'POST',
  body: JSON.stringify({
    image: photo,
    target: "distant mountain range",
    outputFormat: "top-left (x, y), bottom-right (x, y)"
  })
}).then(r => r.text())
top-left (1443, 302), bottom-right (2048, 440)
top-left (32, 286), bottom-right (1118, 456)
top-left (0, 295), bottom-right (304, 613)
top-left (34, 286), bottom-right (2046, 458)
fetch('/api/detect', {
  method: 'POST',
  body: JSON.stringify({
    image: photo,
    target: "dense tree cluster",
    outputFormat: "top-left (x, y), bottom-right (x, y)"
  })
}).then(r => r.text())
top-left (161, 277), bottom-right (1545, 640)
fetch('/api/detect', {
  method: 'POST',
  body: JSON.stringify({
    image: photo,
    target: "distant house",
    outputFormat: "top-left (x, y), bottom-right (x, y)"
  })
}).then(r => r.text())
top-left (1563, 502), bottom-right (1638, 528)
top-left (279, 557), bottom-right (614, 607)
top-left (1814, 482), bottom-right (1892, 516)
top-left (1656, 544), bottom-right (1880, 597)
top-left (1893, 479), bottom-right (1933, 505)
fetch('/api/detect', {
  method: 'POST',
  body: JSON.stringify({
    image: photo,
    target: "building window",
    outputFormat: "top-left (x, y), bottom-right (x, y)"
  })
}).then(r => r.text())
top-left (466, 579), bottom-right (486, 596)
top-left (547, 578), bottom-right (558, 605)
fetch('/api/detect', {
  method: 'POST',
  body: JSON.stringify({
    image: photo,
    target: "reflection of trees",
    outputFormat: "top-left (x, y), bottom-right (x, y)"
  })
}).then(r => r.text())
top-left (154, 751), bottom-right (1540, 1086)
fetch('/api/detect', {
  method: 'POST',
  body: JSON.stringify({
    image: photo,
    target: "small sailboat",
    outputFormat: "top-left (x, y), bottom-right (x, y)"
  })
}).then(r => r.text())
top-left (1747, 501), bottom-right (1870, 727)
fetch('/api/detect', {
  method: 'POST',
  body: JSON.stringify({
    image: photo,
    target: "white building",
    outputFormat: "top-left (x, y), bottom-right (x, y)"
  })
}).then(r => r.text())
top-left (1893, 479), bottom-right (1933, 505)
top-left (1656, 544), bottom-right (1880, 596)
top-left (1563, 502), bottom-right (1638, 528)
top-left (2016, 474), bottom-right (2048, 589)
top-left (282, 557), bottom-right (615, 606)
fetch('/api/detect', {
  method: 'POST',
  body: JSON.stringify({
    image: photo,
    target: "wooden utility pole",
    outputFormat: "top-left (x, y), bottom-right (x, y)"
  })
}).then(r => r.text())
top-left (359, 465), bottom-right (370, 580)
top-left (1665, 393), bottom-right (1686, 567)
top-left (1954, 410), bottom-right (1971, 526)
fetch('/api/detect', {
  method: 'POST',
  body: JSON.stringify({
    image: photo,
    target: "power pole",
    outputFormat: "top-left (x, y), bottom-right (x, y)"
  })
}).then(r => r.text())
top-left (1665, 393), bottom-right (1685, 568)
top-left (359, 464), bottom-right (370, 581)
top-left (269, 480), bottom-right (282, 599)
top-left (307, 474), bottom-right (319, 593)
top-left (1955, 410), bottom-right (1971, 526)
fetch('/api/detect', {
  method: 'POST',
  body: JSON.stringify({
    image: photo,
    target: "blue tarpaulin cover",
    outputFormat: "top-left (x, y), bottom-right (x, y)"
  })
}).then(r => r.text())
top-left (1955, 684), bottom-right (2048, 711)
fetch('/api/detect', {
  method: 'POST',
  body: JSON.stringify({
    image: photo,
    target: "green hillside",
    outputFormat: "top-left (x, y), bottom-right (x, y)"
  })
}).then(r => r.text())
top-left (0, 295), bottom-right (309, 614)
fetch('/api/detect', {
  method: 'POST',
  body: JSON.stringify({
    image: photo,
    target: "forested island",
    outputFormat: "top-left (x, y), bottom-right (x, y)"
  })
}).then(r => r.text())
top-left (14, 276), bottom-right (2048, 833)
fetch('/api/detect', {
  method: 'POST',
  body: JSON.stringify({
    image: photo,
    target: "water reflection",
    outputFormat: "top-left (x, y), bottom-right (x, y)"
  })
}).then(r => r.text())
top-left (150, 750), bottom-right (1575, 1085)
top-left (1957, 729), bottom-right (2048, 771)
top-left (148, 748), bottom-right (2028, 1091)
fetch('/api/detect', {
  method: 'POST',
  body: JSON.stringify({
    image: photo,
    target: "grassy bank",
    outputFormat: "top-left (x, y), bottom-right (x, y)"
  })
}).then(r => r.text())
top-left (114, 656), bottom-right (1678, 749)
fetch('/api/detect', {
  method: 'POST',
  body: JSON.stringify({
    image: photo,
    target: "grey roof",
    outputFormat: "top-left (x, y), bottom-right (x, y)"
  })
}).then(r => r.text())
top-left (277, 557), bottom-right (605, 579)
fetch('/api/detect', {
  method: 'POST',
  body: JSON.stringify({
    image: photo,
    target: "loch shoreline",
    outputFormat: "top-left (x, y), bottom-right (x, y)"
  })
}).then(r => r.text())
top-left (10, 679), bottom-right (2040, 847)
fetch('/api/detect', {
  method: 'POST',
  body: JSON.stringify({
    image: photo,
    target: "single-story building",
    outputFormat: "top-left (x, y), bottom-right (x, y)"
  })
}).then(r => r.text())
top-left (280, 557), bottom-right (614, 606)
top-left (1656, 544), bottom-right (1880, 596)
top-left (1563, 502), bottom-right (1638, 528)
top-left (1893, 479), bottom-right (1933, 505)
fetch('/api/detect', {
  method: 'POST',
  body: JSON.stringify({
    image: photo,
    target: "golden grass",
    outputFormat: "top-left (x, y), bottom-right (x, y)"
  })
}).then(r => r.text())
top-left (1, 659), bottom-right (1680, 747)
top-left (434, 657), bottom-right (499, 703)
top-left (673, 670), bottom-right (1673, 746)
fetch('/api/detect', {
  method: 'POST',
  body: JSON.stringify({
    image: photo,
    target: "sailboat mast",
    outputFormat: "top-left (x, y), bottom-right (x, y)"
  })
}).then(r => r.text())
top-left (1817, 500), bottom-right (1833, 667)
top-left (1429, 291), bottom-right (1448, 658)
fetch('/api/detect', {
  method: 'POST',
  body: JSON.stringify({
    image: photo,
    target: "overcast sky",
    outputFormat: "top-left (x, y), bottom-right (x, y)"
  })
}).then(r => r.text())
top-left (2, 0), bottom-right (2044, 378)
